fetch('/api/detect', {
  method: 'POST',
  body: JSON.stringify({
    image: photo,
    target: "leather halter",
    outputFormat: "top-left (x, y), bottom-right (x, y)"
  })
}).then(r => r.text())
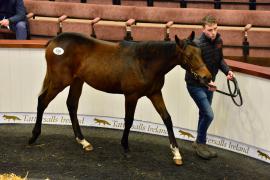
top-left (180, 40), bottom-right (206, 81)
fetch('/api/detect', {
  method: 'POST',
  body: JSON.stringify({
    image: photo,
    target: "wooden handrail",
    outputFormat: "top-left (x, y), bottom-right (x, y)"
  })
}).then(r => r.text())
top-left (0, 39), bottom-right (48, 48)
top-left (226, 59), bottom-right (270, 79)
top-left (0, 40), bottom-right (269, 79)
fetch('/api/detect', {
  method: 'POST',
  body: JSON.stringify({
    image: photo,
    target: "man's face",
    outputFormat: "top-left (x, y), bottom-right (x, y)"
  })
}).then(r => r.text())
top-left (203, 23), bottom-right (218, 41)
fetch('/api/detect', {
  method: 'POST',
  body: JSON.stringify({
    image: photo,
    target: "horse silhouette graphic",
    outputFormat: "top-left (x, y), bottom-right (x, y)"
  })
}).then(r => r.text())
top-left (179, 130), bottom-right (195, 139)
top-left (2, 115), bottom-right (21, 121)
top-left (257, 150), bottom-right (270, 160)
top-left (94, 118), bottom-right (111, 126)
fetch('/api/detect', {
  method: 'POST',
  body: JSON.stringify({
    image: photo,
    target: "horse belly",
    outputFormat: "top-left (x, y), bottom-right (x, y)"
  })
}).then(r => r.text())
top-left (81, 67), bottom-right (124, 94)
top-left (85, 78), bottom-right (123, 94)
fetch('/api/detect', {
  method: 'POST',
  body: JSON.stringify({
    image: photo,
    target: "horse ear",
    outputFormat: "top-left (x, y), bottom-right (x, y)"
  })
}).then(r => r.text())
top-left (188, 31), bottom-right (195, 41)
top-left (175, 35), bottom-right (184, 48)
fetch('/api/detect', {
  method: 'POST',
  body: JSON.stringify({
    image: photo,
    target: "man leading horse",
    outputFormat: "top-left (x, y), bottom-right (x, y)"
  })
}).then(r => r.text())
top-left (185, 15), bottom-right (234, 160)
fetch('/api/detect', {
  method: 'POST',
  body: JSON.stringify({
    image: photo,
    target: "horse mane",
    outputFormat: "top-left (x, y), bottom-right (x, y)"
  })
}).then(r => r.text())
top-left (120, 39), bottom-right (199, 59)
top-left (120, 40), bottom-right (177, 60)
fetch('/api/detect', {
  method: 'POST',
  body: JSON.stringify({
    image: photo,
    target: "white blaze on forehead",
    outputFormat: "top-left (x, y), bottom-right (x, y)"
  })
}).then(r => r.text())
top-left (53, 47), bottom-right (64, 55)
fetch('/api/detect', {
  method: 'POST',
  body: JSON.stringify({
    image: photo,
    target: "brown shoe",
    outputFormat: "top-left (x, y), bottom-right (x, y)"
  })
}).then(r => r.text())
top-left (207, 147), bottom-right (218, 158)
top-left (192, 142), bottom-right (211, 160)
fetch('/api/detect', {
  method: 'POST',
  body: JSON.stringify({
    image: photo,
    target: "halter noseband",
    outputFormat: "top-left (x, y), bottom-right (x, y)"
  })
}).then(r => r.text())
top-left (180, 40), bottom-right (205, 81)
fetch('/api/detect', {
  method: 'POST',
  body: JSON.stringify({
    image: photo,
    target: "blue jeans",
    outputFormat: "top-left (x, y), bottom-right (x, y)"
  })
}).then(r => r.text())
top-left (10, 21), bottom-right (28, 40)
top-left (187, 85), bottom-right (214, 144)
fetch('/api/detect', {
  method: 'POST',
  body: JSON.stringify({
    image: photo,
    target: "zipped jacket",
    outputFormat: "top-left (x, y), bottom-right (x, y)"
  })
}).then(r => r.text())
top-left (0, 0), bottom-right (26, 24)
top-left (185, 33), bottom-right (231, 86)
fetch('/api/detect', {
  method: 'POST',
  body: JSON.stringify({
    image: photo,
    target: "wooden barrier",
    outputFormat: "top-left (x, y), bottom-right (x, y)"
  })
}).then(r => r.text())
top-left (38, 0), bottom-right (270, 10)
top-left (2, 0), bottom-right (270, 58)
top-left (0, 39), bottom-right (269, 78)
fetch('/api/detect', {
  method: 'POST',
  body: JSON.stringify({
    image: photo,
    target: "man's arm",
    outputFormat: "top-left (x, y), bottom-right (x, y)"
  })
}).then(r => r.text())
top-left (220, 57), bottom-right (231, 75)
top-left (218, 39), bottom-right (234, 80)
top-left (220, 50), bottom-right (234, 80)
top-left (8, 0), bottom-right (26, 24)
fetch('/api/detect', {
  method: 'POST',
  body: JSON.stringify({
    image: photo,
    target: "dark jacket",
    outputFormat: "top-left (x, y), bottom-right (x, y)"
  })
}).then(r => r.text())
top-left (185, 32), bottom-right (231, 86)
top-left (0, 0), bottom-right (26, 24)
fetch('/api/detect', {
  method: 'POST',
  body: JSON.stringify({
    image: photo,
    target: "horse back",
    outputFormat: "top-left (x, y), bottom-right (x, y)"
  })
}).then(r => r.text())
top-left (45, 33), bottom-right (136, 93)
top-left (44, 33), bottom-right (172, 95)
top-left (45, 32), bottom-right (121, 71)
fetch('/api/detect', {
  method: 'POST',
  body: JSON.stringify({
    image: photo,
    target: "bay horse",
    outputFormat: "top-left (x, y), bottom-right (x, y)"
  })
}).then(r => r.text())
top-left (29, 31), bottom-right (212, 166)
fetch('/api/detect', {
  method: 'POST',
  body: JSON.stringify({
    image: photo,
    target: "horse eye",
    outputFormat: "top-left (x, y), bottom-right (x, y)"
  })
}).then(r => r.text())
top-left (187, 55), bottom-right (192, 59)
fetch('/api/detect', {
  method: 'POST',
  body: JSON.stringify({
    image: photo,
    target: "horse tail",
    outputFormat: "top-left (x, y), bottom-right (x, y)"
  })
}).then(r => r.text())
top-left (38, 71), bottom-right (51, 96)
top-left (40, 36), bottom-right (59, 96)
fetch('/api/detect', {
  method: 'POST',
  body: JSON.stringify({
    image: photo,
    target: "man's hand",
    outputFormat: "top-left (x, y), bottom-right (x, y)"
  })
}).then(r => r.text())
top-left (0, 19), bottom-right (10, 28)
top-left (227, 71), bottom-right (234, 80)
top-left (208, 81), bottom-right (217, 91)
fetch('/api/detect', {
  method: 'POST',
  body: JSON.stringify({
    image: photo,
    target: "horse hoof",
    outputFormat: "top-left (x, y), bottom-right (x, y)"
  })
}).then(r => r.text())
top-left (84, 144), bottom-right (94, 151)
top-left (28, 137), bottom-right (36, 145)
top-left (122, 149), bottom-right (132, 159)
top-left (123, 152), bottom-right (132, 159)
top-left (174, 159), bottom-right (183, 166)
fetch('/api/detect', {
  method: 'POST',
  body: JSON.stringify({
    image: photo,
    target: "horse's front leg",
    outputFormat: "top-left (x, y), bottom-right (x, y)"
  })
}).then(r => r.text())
top-left (148, 91), bottom-right (183, 166)
top-left (121, 95), bottom-right (138, 156)
top-left (67, 78), bottom-right (93, 151)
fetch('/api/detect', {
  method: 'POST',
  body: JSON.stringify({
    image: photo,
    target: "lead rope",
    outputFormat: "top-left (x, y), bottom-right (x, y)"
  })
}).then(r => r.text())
top-left (215, 77), bottom-right (243, 107)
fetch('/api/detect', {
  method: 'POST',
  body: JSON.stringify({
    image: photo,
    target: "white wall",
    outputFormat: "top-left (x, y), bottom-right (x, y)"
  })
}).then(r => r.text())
top-left (0, 47), bottom-right (269, 151)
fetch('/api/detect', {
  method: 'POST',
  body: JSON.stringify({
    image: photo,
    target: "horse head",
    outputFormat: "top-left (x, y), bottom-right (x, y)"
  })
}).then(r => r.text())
top-left (175, 31), bottom-right (212, 86)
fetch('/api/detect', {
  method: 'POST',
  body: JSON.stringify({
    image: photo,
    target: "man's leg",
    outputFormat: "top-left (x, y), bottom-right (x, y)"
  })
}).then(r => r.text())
top-left (196, 91), bottom-right (214, 144)
top-left (14, 21), bottom-right (28, 40)
top-left (187, 85), bottom-right (216, 159)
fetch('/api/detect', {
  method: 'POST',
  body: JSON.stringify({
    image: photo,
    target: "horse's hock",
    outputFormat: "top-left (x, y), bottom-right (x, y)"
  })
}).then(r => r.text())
top-left (23, 0), bottom-right (270, 59)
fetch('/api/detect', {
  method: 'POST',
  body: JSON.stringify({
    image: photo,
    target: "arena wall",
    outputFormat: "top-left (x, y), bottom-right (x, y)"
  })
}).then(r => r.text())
top-left (0, 46), bottom-right (269, 163)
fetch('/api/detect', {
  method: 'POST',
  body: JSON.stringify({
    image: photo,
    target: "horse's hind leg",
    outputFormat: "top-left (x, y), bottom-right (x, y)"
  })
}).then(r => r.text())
top-left (121, 95), bottom-right (138, 155)
top-left (66, 78), bottom-right (93, 151)
top-left (147, 91), bottom-right (183, 166)
top-left (29, 82), bottom-right (66, 144)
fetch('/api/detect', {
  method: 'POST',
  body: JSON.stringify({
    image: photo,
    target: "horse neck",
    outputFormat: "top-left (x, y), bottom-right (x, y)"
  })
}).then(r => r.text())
top-left (136, 42), bottom-right (178, 77)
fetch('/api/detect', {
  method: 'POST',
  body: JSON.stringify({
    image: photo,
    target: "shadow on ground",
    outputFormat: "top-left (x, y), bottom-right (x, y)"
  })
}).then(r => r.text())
top-left (0, 124), bottom-right (269, 180)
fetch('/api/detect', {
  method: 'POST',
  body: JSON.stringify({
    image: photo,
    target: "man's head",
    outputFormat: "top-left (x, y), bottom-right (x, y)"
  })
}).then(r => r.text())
top-left (201, 15), bottom-right (218, 41)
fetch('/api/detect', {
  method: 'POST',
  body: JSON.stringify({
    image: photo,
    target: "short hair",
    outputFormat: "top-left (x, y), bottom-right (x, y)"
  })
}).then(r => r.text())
top-left (201, 15), bottom-right (217, 27)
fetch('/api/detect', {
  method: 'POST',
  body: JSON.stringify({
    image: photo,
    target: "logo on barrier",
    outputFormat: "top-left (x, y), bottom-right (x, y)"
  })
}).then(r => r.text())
top-left (2, 115), bottom-right (21, 122)
top-left (257, 150), bottom-right (270, 160)
top-left (0, 112), bottom-right (270, 164)
top-left (179, 130), bottom-right (195, 139)
top-left (94, 118), bottom-right (111, 126)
